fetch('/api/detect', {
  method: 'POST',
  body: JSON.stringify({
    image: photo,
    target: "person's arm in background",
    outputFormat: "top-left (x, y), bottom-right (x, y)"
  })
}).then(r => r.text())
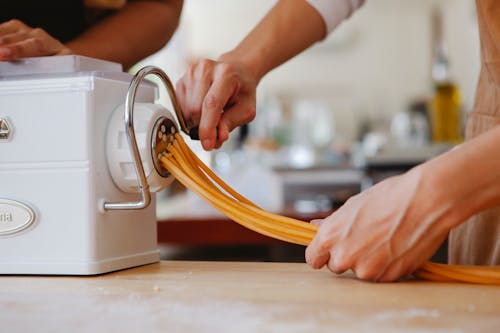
top-left (176, 0), bottom-right (364, 151)
top-left (68, 0), bottom-right (183, 70)
top-left (0, 0), bottom-right (183, 70)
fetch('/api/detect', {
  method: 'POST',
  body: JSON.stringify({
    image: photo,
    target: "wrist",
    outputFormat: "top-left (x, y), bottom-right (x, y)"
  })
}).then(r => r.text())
top-left (412, 153), bottom-right (479, 231)
top-left (218, 49), bottom-right (265, 83)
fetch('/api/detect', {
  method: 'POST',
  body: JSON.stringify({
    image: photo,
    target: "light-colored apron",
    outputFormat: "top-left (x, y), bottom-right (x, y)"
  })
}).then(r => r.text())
top-left (448, 0), bottom-right (500, 265)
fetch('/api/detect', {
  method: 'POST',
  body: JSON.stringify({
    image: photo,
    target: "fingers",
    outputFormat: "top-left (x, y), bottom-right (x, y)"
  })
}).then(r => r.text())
top-left (0, 31), bottom-right (30, 46)
top-left (213, 98), bottom-right (256, 148)
top-left (0, 46), bottom-right (11, 59)
top-left (0, 20), bottom-right (29, 60)
top-left (176, 59), bottom-right (258, 151)
top-left (377, 232), bottom-right (448, 282)
top-left (199, 70), bottom-right (240, 150)
top-left (186, 61), bottom-right (214, 127)
top-left (305, 238), bottom-right (331, 270)
top-left (306, 169), bottom-right (450, 283)
top-left (351, 245), bottom-right (394, 281)
top-left (2, 38), bottom-right (46, 60)
top-left (305, 217), bottom-right (338, 269)
top-left (0, 19), bottom-right (28, 36)
top-left (0, 21), bottom-right (69, 61)
top-left (219, 98), bottom-right (256, 132)
top-left (310, 219), bottom-right (324, 226)
top-left (177, 59), bottom-right (218, 130)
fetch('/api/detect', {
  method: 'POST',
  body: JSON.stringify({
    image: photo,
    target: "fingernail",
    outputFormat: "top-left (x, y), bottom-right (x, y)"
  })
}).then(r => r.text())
top-left (202, 139), bottom-right (213, 150)
top-left (0, 48), bottom-right (11, 57)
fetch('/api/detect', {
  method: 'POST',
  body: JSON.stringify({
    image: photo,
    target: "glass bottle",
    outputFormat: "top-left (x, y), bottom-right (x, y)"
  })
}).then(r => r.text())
top-left (429, 7), bottom-right (462, 143)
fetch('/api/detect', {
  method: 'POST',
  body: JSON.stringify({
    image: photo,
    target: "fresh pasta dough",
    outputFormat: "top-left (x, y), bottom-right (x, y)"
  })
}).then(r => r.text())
top-left (160, 133), bottom-right (500, 285)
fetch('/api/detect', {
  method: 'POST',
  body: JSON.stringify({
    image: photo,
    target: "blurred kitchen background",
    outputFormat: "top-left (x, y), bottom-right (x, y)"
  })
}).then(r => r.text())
top-left (134, 0), bottom-right (480, 263)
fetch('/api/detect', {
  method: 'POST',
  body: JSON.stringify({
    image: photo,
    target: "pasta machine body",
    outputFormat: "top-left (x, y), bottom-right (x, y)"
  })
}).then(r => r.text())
top-left (0, 56), bottom-right (178, 275)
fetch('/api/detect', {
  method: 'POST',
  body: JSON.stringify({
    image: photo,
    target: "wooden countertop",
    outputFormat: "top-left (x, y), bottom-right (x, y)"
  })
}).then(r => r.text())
top-left (1, 261), bottom-right (499, 332)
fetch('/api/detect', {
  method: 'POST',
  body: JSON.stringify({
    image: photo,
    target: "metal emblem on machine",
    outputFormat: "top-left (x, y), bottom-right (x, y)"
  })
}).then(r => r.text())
top-left (0, 117), bottom-right (12, 141)
top-left (0, 199), bottom-right (36, 235)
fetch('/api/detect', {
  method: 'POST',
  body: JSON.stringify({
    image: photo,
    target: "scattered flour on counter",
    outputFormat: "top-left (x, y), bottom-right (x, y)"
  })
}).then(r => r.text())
top-left (2, 292), bottom-right (494, 333)
top-left (370, 308), bottom-right (441, 321)
top-left (371, 308), bottom-right (441, 321)
top-left (0, 294), bottom-right (317, 333)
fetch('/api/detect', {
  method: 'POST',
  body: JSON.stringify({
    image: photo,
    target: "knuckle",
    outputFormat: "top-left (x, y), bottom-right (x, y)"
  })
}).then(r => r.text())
top-left (355, 264), bottom-right (376, 281)
top-left (332, 243), bottom-right (355, 272)
top-left (31, 37), bottom-right (45, 52)
top-left (203, 58), bottom-right (215, 67)
top-left (187, 106), bottom-right (201, 121)
top-left (8, 19), bottom-right (24, 27)
top-left (198, 123), bottom-right (214, 137)
top-left (333, 253), bottom-right (350, 272)
top-left (31, 27), bottom-right (45, 36)
top-left (198, 59), bottom-right (214, 74)
top-left (187, 64), bottom-right (196, 78)
top-left (232, 79), bottom-right (242, 93)
top-left (217, 63), bottom-right (234, 76)
top-left (222, 119), bottom-right (233, 133)
top-left (387, 261), bottom-right (405, 281)
top-left (343, 195), bottom-right (358, 208)
top-left (316, 230), bottom-right (334, 253)
top-left (8, 44), bottom-right (21, 56)
top-left (379, 275), bottom-right (396, 283)
top-left (378, 268), bottom-right (400, 282)
top-left (334, 245), bottom-right (349, 261)
top-left (241, 106), bottom-right (256, 123)
top-left (0, 36), bottom-right (10, 44)
top-left (327, 253), bottom-right (342, 273)
top-left (203, 94), bottom-right (219, 110)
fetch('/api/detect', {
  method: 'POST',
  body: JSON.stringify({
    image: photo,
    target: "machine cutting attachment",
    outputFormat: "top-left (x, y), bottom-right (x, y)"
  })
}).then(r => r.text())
top-left (104, 66), bottom-right (192, 211)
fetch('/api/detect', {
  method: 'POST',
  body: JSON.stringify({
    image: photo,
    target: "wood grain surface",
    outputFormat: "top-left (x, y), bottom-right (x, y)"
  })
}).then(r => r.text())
top-left (1, 261), bottom-right (499, 332)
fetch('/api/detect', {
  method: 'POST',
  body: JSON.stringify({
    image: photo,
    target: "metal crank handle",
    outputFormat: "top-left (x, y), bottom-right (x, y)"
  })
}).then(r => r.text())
top-left (156, 71), bottom-right (199, 140)
top-left (188, 127), bottom-right (199, 140)
top-left (104, 66), bottom-right (197, 211)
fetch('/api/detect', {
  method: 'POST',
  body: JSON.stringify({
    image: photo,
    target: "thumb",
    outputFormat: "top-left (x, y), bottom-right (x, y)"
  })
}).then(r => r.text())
top-left (214, 102), bottom-right (256, 148)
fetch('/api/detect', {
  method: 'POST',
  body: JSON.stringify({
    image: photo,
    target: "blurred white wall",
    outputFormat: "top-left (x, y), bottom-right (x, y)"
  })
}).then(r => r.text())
top-left (139, 0), bottom-right (480, 143)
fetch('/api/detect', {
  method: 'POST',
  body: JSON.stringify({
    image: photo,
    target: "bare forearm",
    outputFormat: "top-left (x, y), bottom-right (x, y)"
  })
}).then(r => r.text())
top-left (418, 125), bottom-right (500, 228)
top-left (220, 0), bottom-right (326, 82)
top-left (66, 0), bottom-right (183, 70)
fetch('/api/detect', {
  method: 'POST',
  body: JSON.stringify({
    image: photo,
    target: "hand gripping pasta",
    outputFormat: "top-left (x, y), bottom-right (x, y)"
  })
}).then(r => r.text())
top-left (160, 133), bottom-right (500, 284)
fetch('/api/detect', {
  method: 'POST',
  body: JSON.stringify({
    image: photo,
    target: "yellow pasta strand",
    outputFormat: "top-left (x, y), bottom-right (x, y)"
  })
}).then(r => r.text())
top-left (169, 141), bottom-right (317, 233)
top-left (160, 133), bottom-right (500, 285)
top-left (162, 149), bottom-right (314, 241)
top-left (412, 269), bottom-right (458, 283)
top-left (162, 154), bottom-right (311, 244)
top-left (175, 138), bottom-right (258, 208)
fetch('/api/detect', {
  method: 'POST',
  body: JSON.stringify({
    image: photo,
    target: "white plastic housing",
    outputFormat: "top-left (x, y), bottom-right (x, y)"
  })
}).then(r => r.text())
top-left (106, 103), bottom-right (175, 194)
top-left (0, 56), bottom-right (161, 275)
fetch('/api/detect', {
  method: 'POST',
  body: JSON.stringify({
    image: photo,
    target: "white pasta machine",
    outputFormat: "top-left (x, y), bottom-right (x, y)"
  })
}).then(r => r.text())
top-left (0, 55), bottom-right (193, 275)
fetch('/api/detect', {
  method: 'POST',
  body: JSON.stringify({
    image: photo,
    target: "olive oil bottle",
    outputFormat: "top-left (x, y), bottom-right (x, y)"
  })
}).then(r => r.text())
top-left (429, 7), bottom-right (462, 143)
top-left (431, 81), bottom-right (461, 143)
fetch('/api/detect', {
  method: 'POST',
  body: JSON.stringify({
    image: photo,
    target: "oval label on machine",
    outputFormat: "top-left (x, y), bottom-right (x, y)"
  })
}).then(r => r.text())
top-left (0, 199), bottom-right (36, 235)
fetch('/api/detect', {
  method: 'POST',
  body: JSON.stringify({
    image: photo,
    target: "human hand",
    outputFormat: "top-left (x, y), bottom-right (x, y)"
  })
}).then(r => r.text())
top-left (305, 167), bottom-right (451, 282)
top-left (0, 19), bottom-right (71, 61)
top-left (175, 57), bottom-right (258, 150)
